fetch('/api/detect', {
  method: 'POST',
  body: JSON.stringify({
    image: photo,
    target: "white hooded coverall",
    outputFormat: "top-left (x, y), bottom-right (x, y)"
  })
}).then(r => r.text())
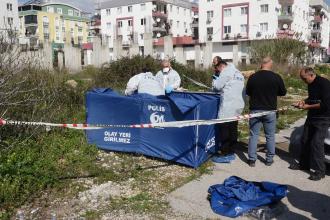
top-left (155, 68), bottom-right (181, 89)
top-left (125, 72), bottom-right (165, 96)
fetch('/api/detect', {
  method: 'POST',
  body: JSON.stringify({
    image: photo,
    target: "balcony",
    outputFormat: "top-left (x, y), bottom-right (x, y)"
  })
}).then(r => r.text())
top-left (222, 33), bottom-right (248, 41)
top-left (311, 28), bottom-right (322, 34)
top-left (277, 29), bottom-right (295, 38)
top-left (153, 26), bottom-right (166, 33)
top-left (152, 11), bottom-right (168, 19)
top-left (278, 0), bottom-right (294, 5)
top-left (313, 15), bottom-right (323, 22)
top-left (308, 40), bottom-right (321, 48)
top-left (278, 12), bottom-right (294, 22)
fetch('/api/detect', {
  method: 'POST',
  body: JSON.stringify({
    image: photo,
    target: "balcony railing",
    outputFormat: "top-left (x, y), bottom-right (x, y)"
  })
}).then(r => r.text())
top-left (277, 29), bottom-right (295, 38)
top-left (313, 15), bottom-right (323, 22)
top-left (308, 40), bottom-right (321, 48)
top-left (278, 0), bottom-right (294, 5)
top-left (152, 11), bottom-right (168, 19)
top-left (278, 12), bottom-right (294, 22)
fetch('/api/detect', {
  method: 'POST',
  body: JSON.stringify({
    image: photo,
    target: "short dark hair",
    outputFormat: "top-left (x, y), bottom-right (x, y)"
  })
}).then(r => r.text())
top-left (304, 67), bottom-right (315, 75)
top-left (219, 60), bottom-right (227, 66)
top-left (214, 56), bottom-right (222, 64)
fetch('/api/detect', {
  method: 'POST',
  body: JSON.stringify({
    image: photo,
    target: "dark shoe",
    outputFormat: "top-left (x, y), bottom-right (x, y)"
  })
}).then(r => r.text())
top-left (288, 163), bottom-right (309, 171)
top-left (265, 160), bottom-right (273, 166)
top-left (308, 172), bottom-right (325, 181)
top-left (248, 160), bottom-right (256, 167)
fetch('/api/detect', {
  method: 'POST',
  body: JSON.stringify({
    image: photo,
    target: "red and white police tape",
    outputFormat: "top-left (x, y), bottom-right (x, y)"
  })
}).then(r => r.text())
top-left (0, 107), bottom-right (293, 130)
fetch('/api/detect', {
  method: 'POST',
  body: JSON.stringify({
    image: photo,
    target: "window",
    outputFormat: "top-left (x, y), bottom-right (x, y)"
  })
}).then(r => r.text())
top-left (140, 34), bottom-right (144, 40)
top-left (177, 21), bottom-right (179, 28)
top-left (169, 19), bottom-right (173, 26)
top-left (224, 25), bottom-right (231, 33)
top-left (57, 8), bottom-right (62, 14)
top-left (106, 9), bottom-right (111, 15)
top-left (260, 4), bottom-right (268, 13)
top-left (128, 6), bottom-right (133, 12)
top-left (224, 8), bottom-right (231, 17)
top-left (7, 3), bottom-right (12, 11)
top-left (260, 22), bottom-right (268, 31)
top-left (207, 27), bottom-right (213, 34)
top-left (68, 9), bottom-right (73, 16)
top-left (74, 10), bottom-right (80, 17)
top-left (106, 22), bottom-right (111, 30)
top-left (177, 7), bottom-right (179, 14)
top-left (117, 7), bottom-right (122, 14)
top-left (207, 0), bottom-right (214, 2)
top-left (140, 4), bottom-right (146, 11)
top-left (128, 20), bottom-right (133, 26)
top-left (170, 5), bottom-right (173, 12)
top-left (207, 10), bottom-right (214, 19)
top-left (184, 22), bottom-right (187, 29)
top-left (184, 9), bottom-right (186, 16)
top-left (241, 7), bottom-right (248, 15)
top-left (118, 20), bottom-right (122, 27)
top-left (47, 6), bottom-right (54, 13)
top-left (141, 18), bottom-right (146, 25)
top-left (240, 24), bottom-right (247, 33)
top-left (7, 17), bottom-right (13, 25)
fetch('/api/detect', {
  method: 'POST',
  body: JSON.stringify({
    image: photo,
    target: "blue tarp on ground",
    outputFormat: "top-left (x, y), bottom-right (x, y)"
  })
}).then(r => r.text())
top-left (208, 176), bottom-right (288, 218)
top-left (85, 89), bottom-right (221, 168)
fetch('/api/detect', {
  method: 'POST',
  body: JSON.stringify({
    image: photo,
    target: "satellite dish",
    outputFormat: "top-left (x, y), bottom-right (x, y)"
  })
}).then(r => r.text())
top-left (156, 33), bottom-right (161, 38)
top-left (156, 18), bottom-right (161, 22)
top-left (283, 24), bottom-right (288, 29)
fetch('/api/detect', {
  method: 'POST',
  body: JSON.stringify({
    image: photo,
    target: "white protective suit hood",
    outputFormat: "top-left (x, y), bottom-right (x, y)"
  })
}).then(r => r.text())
top-left (155, 68), bottom-right (181, 89)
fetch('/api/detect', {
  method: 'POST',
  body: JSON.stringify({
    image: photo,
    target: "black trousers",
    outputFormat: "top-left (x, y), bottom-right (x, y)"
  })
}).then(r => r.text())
top-left (217, 121), bottom-right (238, 153)
top-left (300, 118), bottom-right (330, 174)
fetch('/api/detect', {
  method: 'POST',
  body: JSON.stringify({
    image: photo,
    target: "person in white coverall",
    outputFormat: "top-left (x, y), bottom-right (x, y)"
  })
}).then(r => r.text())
top-left (213, 61), bottom-right (245, 155)
top-left (125, 67), bottom-right (165, 96)
top-left (156, 60), bottom-right (181, 94)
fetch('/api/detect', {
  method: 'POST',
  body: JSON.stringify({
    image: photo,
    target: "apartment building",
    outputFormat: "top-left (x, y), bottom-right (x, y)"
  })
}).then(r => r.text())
top-left (0, 0), bottom-right (19, 37)
top-left (199, 0), bottom-right (314, 63)
top-left (18, 0), bottom-right (89, 48)
top-left (99, 0), bottom-right (196, 58)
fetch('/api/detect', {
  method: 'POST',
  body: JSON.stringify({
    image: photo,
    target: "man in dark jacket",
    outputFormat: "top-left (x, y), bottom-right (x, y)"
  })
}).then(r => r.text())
top-left (246, 57), bottom-right (287, 167)
top-left (290, 67), bottom-right (330, 181)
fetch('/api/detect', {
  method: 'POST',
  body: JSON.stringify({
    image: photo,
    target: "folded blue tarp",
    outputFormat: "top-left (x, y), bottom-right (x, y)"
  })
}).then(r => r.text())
top-left (86, 89), bottom-right (221, 168)
top-left (208, 176), bottom-right (287, 218)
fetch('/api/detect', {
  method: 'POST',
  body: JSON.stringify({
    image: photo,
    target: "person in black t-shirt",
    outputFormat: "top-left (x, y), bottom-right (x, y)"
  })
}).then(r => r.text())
top-left (246, 57), bottom-right (287, 167)
top-left (290, 67), bottom-right (330, 181)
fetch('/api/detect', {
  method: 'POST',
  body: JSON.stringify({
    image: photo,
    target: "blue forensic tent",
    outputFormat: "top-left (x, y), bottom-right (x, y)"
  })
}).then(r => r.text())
top-left (86, 89), bottom-right (221, 168)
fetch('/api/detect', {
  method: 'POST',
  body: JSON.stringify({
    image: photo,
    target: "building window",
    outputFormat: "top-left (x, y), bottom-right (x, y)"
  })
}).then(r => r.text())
top-left (184, 22), bottom-right (187, 29)
top-left (260, 4), bottom-right (269, 13)
top-left (7, 17), bottom-right (13, 25)
top-left (207, 10), bottom-right (214, 19)
top-left (241, 7), bottom-right (248, 15)
top-left (184, 9), bottom-right (186, 16)
top-left (207, 0), bottom-right (214, 2)
top-left (140, 4), bottom-right (146, 11)
top-left (105, 9), bottom-right (110, 16)
top-left (47, 6), bottom-right (54, 13)
top-left (207, 27), bottom-right (213, 35)
top-left (177, 21), bottom-right (179, 28)
top-left (68, 9), bottom-right (73, 16)
top-left (177, 7), bottom-right (179, 14)
top-left (169, 19), bottom-right (173, 26)
top-left (7, 3), bottom-right (13, 11)
top-left (118, 20), bottom-right (122, 27)
top-left (117, 7), bottom-right (122, 14)
top-left (260, 22), bottom-right (268, 31)
top-left (141, 18), bottom-right (146, 25)
top-left (57, 8), bottom-right (62, 14)
top-left (170, 5), bottom-right (173, 12)
top-left (224, 25), bottom-right (231, 34)
top-left (128, 20), bottom-right (133, 26)
top-left (74, 10), bottom-right (80, 17)
top-left (224, 8), bottom-right (231, 17)
top-left (128, 6), bottom-right (133, 12)
top-left (240, 24), bottom-right (247, 33)
top-left (106, 22), bottom-right (111, 30)
top-left (140, 34), bottom-right (144, 40)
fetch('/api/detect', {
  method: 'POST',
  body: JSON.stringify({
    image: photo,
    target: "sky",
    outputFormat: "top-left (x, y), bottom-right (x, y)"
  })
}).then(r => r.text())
top-left (18, 0), bottom-right (95, 13)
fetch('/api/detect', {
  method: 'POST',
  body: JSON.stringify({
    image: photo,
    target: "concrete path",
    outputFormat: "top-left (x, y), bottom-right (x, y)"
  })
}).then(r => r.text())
top-left (168, 119), bottom-right (330, 220)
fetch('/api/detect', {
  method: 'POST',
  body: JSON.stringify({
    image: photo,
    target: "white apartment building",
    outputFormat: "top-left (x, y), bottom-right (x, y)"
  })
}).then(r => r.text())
top-left (199, 0), bottom-right (314, 63)
top-left (0, 0), bottom-right (19, 37)
top-left (99, 0), bottom-right (195, 58)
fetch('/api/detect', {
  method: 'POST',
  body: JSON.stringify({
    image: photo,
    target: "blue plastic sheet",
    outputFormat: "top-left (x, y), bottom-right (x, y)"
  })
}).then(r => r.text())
top-left (208, 176), bottom-right (287, 218)
top-left (86, 89), bottom-right (221, 168)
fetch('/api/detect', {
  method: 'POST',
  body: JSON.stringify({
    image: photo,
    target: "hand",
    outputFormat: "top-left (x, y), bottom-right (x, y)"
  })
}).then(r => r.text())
top-left (293, 100), bottom-right (305, 109)
top-left (212, 75), bottom-right (219, 80)
top-left (165, 85), bottom-right (173, 94)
